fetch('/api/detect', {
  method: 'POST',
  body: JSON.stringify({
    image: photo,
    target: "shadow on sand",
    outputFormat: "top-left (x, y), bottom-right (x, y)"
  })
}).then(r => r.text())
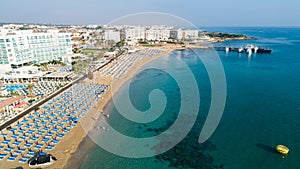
top-left (256, 143), bottom-right (277, 154)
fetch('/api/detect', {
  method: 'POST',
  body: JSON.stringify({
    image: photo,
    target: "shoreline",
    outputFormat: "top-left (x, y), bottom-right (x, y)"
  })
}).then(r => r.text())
top-left (0, 45), bottom-right (197, 169)
top-left (0, 48), bottom-right (171, 169)
top-left (62, 47), bottom-right (174, 169)
top-left (62, 39), bottom-right (245, 168)
top-left (0, 39), bottom-right (247, 168)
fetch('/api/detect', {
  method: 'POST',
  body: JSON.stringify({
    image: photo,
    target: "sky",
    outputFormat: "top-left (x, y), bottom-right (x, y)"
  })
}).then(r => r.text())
top-left (0, 0), bottom-right (299, 27)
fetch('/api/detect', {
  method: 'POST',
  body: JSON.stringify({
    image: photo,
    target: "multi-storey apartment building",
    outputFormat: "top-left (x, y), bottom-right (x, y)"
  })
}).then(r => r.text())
top-left (104, 29), bottom-right (120, 42)
top-left (0, 28), bottom-right (72, 70)
top-left (124, 26), bottom-right (146, 40)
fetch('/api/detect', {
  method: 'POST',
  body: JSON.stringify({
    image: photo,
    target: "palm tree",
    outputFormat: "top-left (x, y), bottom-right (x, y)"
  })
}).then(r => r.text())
top-left (0, 78), bottom-right (3, 89)
top-left (87, 69), bottom-right (93, 80)
top-left (27, 84), bottom-right (35, 97)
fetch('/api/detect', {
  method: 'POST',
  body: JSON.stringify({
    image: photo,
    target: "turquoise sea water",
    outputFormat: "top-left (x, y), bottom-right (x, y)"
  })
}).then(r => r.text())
top-left (79, 27), bottom-right (300, 169)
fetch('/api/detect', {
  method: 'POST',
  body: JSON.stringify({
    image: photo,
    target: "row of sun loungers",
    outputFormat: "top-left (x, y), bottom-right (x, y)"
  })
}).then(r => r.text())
top-left (18, 81), bottom-right (69, 96)
top-left (99, 49), bottom-right (161, 78)
top-left (0, 81), bottom-right (69, 128)
top-left (0, 83), bottom-right (109, 162)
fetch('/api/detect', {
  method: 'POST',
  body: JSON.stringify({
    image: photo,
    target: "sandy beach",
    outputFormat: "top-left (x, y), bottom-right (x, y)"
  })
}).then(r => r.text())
top-left (0, 44), bottom-right (204, 169)
top-left (59, 43), bottom-right (215, 168)
top-left (63, 47), bottom-right (173, 169)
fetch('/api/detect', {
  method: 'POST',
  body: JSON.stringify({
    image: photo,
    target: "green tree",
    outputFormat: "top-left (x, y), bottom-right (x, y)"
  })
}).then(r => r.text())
top-left (10, 91), bottom-right (19, 96)
top-left (0, 78), bottom-right (3, 89)
top-left (27, 84), bottom-right (35, 97)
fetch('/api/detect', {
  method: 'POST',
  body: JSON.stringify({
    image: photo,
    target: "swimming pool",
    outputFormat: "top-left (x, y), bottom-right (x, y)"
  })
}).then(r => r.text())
top-left (3, 85), bottom-right (26, 92)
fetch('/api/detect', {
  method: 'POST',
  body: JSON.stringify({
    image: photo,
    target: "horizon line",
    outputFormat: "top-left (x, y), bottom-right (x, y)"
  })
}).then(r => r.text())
top-left (1, 22), bottom-right (300, 28)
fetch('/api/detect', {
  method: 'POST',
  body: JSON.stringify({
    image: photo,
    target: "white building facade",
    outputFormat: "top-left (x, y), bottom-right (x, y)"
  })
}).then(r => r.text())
top-left (104, 29), bottom-right (120, 42)
top-left (0, 29), bottom-right (72, 70)
top-left (146, 28), bottom-right (171, 41)
top-left (125, 26), bottom-right (146, 40)
top-left (177, 29), bottom-right (199, 40)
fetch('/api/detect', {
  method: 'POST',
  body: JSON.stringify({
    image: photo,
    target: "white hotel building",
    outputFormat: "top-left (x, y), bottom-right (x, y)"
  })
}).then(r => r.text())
top-left (104, 29), bottom-right (121, 42)
top-left (124, 26), bottom-right (201, 41)
top-left (125, 26), bottom-right (172, 41)
top-left (125, 26), bottom-right (146, 40)
top-left (145, 27), bottom-right (171, 41)
top-left (177, 29), bottom-right (199, 40)
top-left (0, 29), bottom-right (72, 71)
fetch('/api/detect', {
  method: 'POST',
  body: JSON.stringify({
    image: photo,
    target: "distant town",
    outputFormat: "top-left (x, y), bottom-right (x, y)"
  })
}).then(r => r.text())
top-left (0, 23), bottom-right (252, 106)
top-left (0, 23), bottom-right (252, 110)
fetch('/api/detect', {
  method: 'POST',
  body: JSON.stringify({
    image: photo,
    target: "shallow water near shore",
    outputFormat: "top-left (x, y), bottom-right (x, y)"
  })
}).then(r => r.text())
top-left (77, 27), bottom-right (300, 169)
